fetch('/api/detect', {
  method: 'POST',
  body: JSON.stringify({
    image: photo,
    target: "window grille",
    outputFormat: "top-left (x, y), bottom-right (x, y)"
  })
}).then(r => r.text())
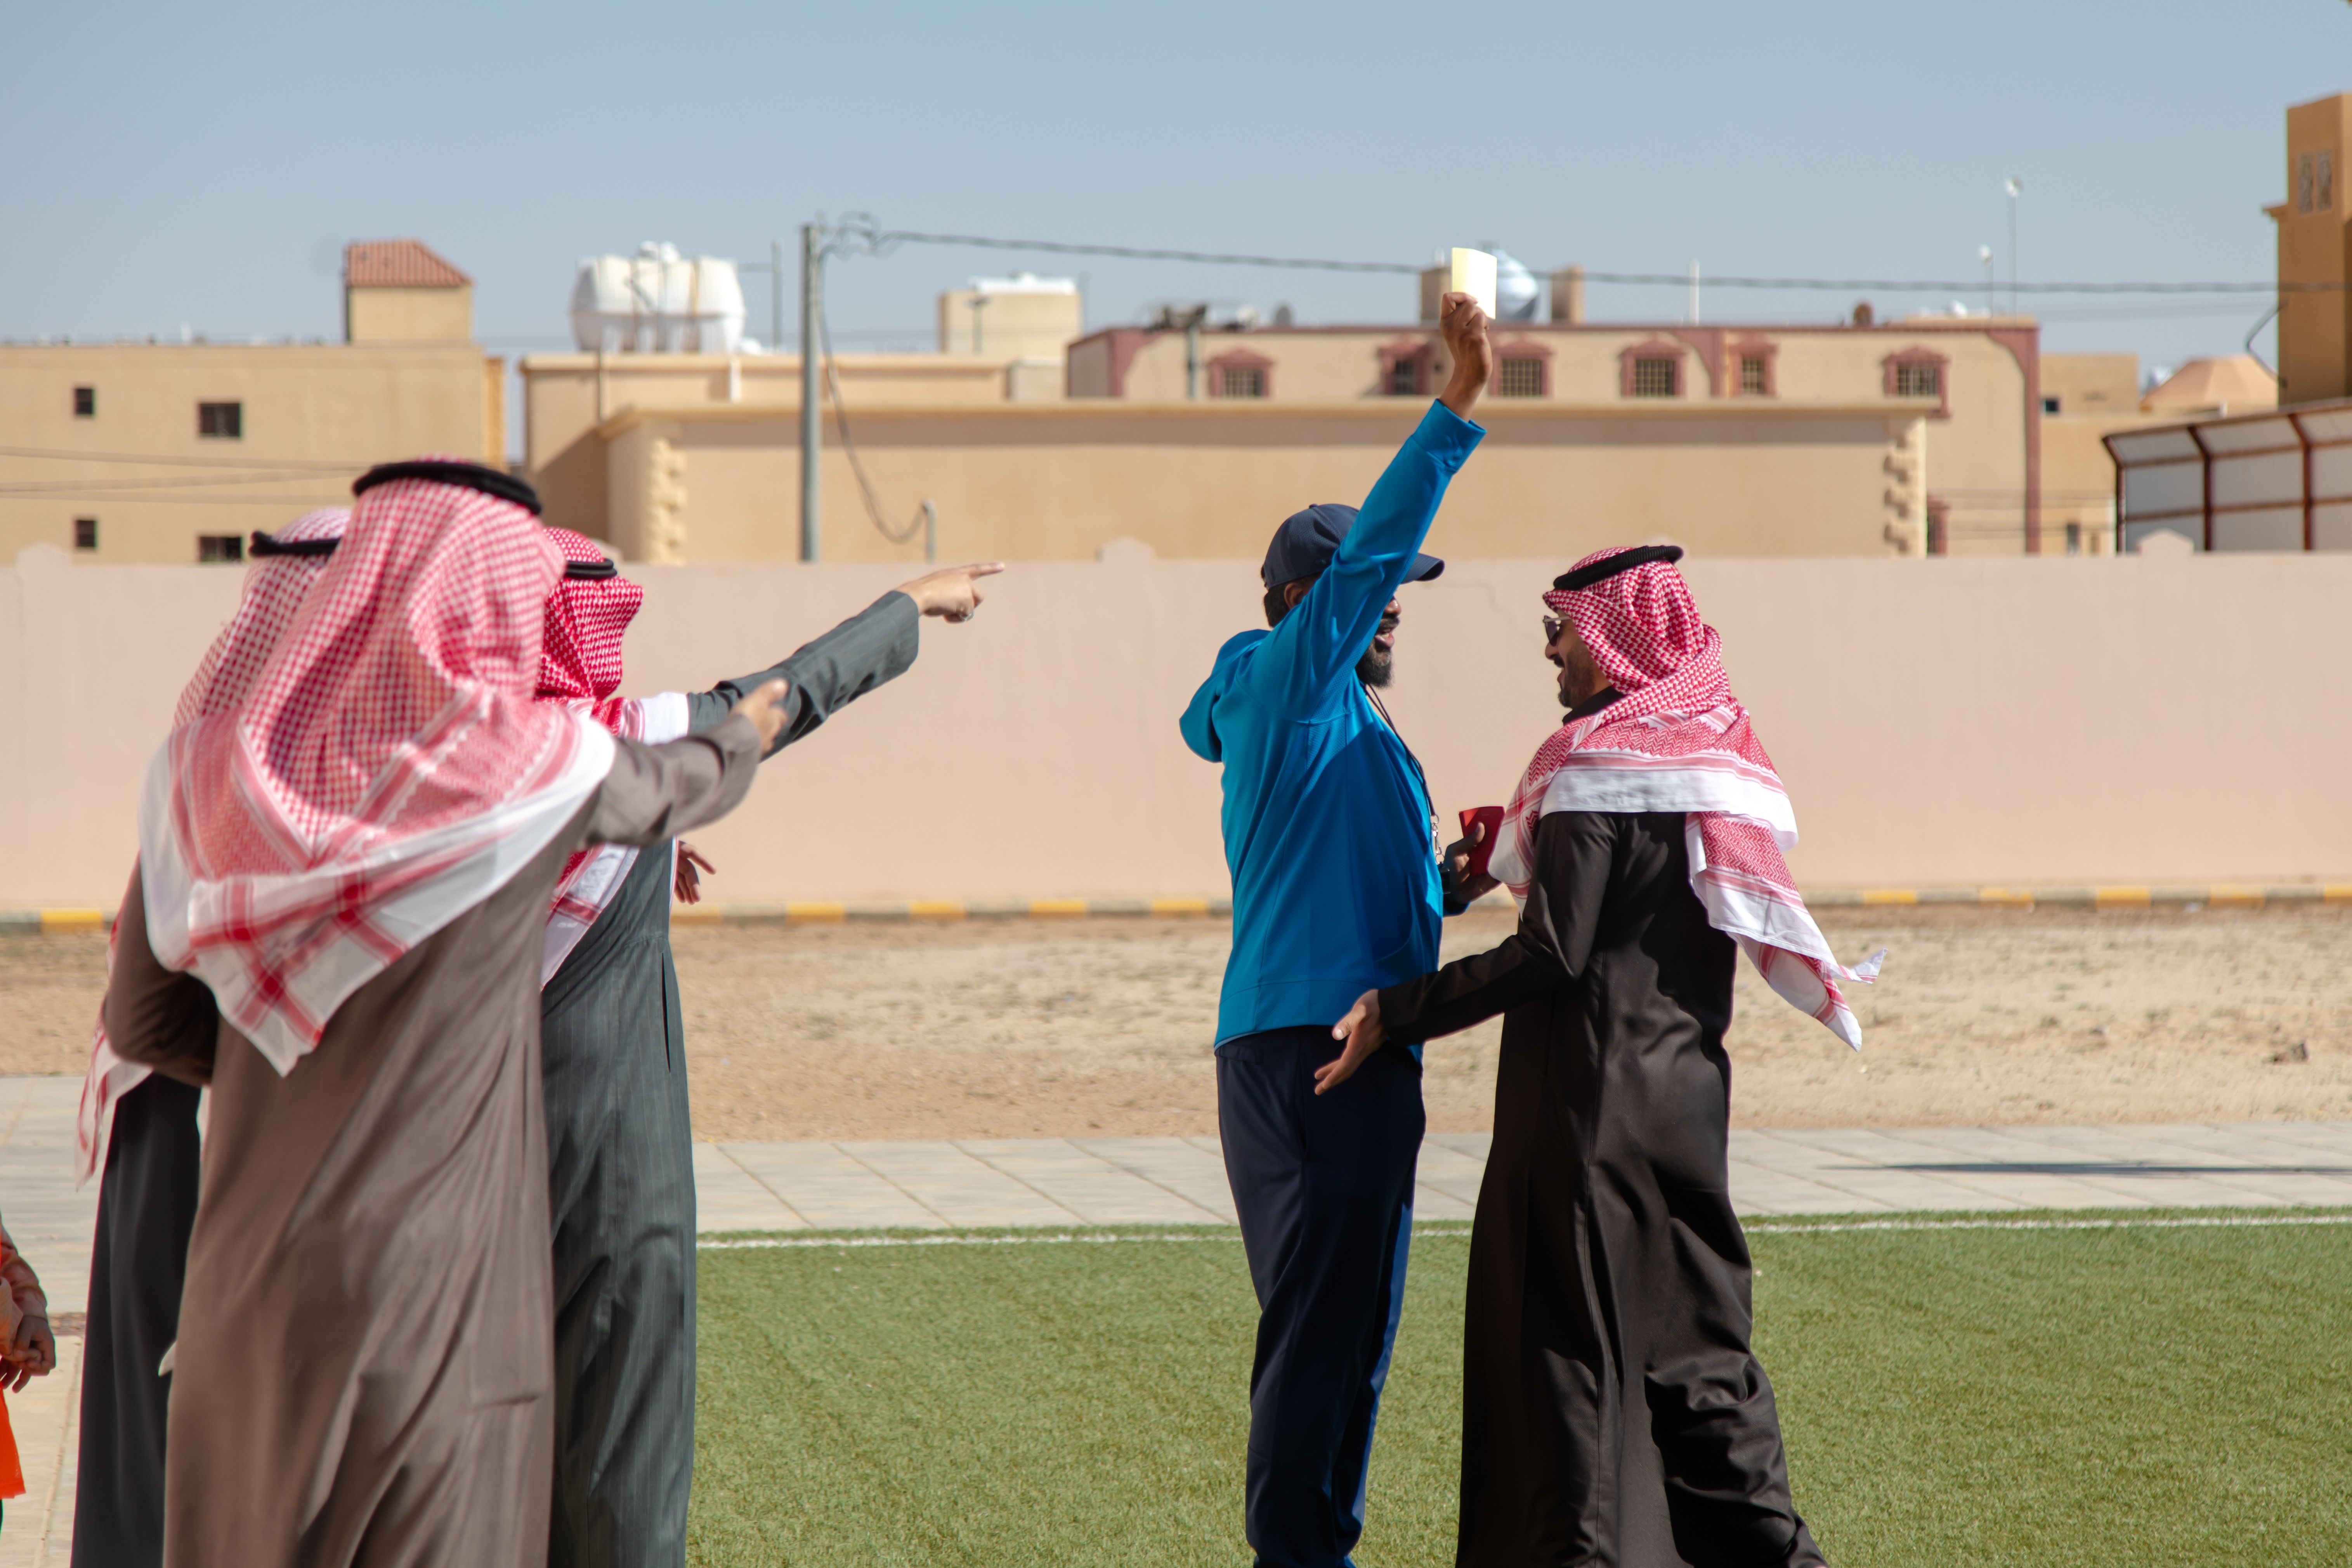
top-left (2323, 150), bottom-right (2335, 212)
top-left (1630, 357), bottom-right (1677, 398)
top-left (197, 401), bottom-right (243, 439)
top-left (1498, 358), bottom-right (1545, 397)
top-left (1739, 356), bottom-right (1767, 395)
top-left (1386, 357), bottom-right (1421, 395)
top-left (1893, 363), bottom-right (1940, 398)
top-left (72, 518), bottom-right (97, 551)
top-left (1220, 366), bottom-right (1266, 399)
top-left (72, 386), bottom-right (95, 418)
top-left (197, 534), bottom-right (244, 563)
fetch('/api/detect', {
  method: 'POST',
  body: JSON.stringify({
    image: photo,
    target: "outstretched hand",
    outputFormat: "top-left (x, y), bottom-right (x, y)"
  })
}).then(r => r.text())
top-left (674, 842), bottom-right (715, 904)
top-left (1314, 989), bottom-right (1386, 1095)
top-left (728, 678), bottom-right (791, 751)
top-left (897, 562), bottom-right (1006, 623)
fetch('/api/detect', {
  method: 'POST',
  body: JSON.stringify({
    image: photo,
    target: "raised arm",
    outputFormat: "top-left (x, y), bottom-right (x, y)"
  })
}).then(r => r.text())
top-left (104, 862), bottom-right (222, 1087)
top-left (687, 564), bottom-right (1003, 757)
top-left (1315, 810), bottom-right (1618, 1092)
top-left (1246, 294), bottom-right (1490, 716)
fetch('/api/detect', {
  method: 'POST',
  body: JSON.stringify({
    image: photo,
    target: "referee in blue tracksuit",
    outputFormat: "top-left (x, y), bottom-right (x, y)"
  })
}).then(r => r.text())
top-left (1179, 291), bottom-right (1491, 1567)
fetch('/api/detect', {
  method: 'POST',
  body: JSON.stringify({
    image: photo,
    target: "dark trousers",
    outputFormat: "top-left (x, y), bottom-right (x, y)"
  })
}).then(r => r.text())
top-left (73, 1074), bottom-right (203, 1568)
top-left (1217, 1026), bottom-right (1425, 1568)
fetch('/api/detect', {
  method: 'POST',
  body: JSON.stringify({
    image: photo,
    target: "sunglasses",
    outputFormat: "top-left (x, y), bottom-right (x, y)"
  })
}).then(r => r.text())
top-left (1543, 616), bottom-right (1566, 644)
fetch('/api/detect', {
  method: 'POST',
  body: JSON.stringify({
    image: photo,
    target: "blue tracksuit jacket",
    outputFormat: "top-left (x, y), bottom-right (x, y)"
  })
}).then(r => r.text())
top-left (1179, 401), bottom-right (1485, 1045)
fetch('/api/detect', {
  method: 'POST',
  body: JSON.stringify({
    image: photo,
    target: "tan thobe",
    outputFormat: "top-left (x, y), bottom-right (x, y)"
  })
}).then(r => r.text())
top-left (105, 718), bottom-right (759, 1568)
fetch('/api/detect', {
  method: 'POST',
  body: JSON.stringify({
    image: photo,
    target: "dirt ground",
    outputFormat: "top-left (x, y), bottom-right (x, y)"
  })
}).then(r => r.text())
top-left (11, 905), bottom-right (2352, 1140)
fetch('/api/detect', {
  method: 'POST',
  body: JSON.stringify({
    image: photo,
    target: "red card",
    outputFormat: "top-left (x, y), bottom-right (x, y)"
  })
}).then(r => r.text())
top-left (1458, 806), bottom-right (1504, 878)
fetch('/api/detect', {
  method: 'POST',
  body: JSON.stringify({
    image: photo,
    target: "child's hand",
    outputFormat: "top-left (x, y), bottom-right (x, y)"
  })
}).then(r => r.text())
top-left (3, 1316), bottom-right (55, 1388)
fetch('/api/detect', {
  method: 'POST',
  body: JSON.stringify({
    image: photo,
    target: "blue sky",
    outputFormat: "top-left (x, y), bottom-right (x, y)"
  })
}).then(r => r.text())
top-left (3, 0), bottom-right (2347, 382)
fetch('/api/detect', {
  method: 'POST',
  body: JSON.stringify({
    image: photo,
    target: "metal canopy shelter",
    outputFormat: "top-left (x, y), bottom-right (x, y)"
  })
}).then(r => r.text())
top-left (2107, 399), bottom-right (2352, 552)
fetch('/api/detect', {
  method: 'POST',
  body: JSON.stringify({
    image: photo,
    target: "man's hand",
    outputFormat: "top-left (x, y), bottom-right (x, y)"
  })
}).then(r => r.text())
top-left (1315, 990), bottom-right (1387, 1095)
top-left (4, 1315), bottom-right (54, 1390)
top-left (674, 842), bottom-right (715, 904)
top-left (1443, 819), bottom-right (1500, 905)
top-left (728, 678), bottom-right (791, 751)
top-left (1436, 291), bottom-right (1492, 420)
top-left (897, 562), bottom-right (1006, 623)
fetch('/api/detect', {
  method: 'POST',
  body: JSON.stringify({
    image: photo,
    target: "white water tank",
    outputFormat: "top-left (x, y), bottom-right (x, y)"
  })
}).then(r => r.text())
top-left (1492, 250), bottom-right (1540, 322)
top-left (570, 242), bottom-right (746, 353)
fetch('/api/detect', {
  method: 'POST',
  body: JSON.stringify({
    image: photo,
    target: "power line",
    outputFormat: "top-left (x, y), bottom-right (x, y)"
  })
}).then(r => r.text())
top-left (857, 223), bottom-right (2336, 295)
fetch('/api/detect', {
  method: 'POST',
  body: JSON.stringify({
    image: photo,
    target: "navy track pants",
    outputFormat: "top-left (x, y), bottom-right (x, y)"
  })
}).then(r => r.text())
top-left (1217, 1025), bottom-right (1424, 1568)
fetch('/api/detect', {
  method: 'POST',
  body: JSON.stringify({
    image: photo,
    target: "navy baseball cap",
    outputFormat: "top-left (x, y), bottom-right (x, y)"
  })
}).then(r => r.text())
top-left (1261, 503), bottom-right (1444, 588)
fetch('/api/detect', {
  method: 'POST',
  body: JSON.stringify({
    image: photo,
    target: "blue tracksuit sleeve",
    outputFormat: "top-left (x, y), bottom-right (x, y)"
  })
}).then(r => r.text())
top-left (1246, 400), bottom-right (1484, 718)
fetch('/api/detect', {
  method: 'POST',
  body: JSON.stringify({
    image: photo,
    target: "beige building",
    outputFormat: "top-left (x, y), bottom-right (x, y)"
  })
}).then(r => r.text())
top-left (0, 241), bottom-right (503, 563)
top-left (527, 286), bottom-right (2075, 563)
top-left (2272, 91), bottom-right (2352, 406)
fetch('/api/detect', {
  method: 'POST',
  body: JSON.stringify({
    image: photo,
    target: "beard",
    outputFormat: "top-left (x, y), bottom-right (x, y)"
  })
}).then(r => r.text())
top-left (1356, 616), bottom-right (1399, 688)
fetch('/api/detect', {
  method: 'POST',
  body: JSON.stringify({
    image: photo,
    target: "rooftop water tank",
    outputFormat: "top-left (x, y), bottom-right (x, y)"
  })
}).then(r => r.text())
top-left (1492, 250), bottom-right (1540, 322)
top-left (570, 242), bottom-right (746, 354)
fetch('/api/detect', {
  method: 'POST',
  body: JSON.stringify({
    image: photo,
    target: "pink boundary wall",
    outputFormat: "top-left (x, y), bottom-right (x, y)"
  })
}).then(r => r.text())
top-left (5, 543), bottom-right (2351, 908)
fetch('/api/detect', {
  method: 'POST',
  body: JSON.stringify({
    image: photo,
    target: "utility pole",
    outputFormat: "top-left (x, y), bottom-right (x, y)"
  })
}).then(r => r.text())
top-left (799, 222), bottom-right (822, 563)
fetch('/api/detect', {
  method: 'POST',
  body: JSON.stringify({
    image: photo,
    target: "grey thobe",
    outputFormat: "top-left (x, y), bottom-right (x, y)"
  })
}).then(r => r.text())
top-left (105, 718), bottom-right (760, 1568)
top-left (1378, 701), bottom-right (1825, 1566)
top-left (541, 590), bottom-right (919, 1568)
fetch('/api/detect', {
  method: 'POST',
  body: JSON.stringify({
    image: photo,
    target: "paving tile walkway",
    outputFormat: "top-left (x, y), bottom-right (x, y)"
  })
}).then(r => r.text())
top-left (4, 1070), bottom-right (2349, 1560)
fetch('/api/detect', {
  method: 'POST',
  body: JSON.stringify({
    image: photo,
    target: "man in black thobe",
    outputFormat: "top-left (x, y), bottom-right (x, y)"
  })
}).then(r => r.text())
top-left (1320, 546), bottom-right (1864, 1566)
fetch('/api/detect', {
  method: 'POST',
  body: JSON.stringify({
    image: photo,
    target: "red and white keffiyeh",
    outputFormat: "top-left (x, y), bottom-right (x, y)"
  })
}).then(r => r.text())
top-left (537, 527), bottom-right (686, 985)
top-left (135, 471), bottom-right (614, 1075)
top-left (1488, 546), bottom-right (1884, 1048)
top-left (77, 508), bottom-right (352, 1183)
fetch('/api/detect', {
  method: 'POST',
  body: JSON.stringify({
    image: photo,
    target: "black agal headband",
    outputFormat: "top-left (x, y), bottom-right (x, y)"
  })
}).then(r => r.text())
top-left (562, 556), bottom-right (619, 580)
top-left (248, 530), bottom-right (340, 559)
top-left (1552, 545), bottom-right (1684, 593)
top-left (351, 460), bottom-right (543, 517)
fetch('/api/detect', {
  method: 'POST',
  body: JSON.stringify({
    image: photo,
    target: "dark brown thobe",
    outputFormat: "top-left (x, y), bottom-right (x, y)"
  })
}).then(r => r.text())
top-left (105, 718), bottom-right (759, 1568)
top-left (1380, 805), bottom-right (1826, 1568)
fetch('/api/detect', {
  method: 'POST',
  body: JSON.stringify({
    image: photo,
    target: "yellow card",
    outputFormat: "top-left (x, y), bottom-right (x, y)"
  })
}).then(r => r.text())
top-left (1448, 247), bottom-right (1498, 318)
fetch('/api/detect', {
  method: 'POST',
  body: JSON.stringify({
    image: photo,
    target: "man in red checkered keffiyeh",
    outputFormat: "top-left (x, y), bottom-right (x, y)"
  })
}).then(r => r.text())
top-left (72, 509), bottom-right (345, 1568)
top-left (1320, 545), bottom-right (1864, 1567)
top-left (100, 459), bottom-right (789, 1567)
top-left (536, 525), bottom-right (691, 983)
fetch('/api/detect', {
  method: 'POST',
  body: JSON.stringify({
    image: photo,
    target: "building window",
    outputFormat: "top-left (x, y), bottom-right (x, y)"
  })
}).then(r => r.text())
top-left (72, 386), bottom-right (95, 418)
top-left (1925, 498), bottom-right (1950, 556)
top-left (1630, 357), bottom-right (1678, 397)
top-left (197, 534), bottom-right (244, 563)
top-left (2043, 395), bottom-right (2061, 414)
top-left (1739, 356), bottom-right (1768, 395)
top-left (2323, 150), bottom-right (2336, 212)
top-left (197, 401), bottom-right (243, 439)
top-left (1220, 366), bottom-right (1266, 399)
top-left (1498, 357), bottom-right (1547, 397)
top-left (1893, 362), bottom-right (1941, 398)
top-left (2065, 522), bottom-right (2082, 555)
top-left (1386, 358), bottom-right (1421, 395)
top-left (2300, 153), bottom-right (2315, 214)
top-left (72, 518), bottom-right (97, 551)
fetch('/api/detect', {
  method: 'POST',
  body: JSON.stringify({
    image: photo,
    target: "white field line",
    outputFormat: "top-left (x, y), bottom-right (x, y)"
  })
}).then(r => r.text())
top-left (698, 1212), bottom-right (2352, 1251)
top-left (1743, 1213), bottom-right (2352, 1236)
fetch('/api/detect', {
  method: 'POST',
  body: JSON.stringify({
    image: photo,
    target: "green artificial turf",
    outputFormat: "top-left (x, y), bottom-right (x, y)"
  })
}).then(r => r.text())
top-left (691, 1214), bottom-right (2352, 1567)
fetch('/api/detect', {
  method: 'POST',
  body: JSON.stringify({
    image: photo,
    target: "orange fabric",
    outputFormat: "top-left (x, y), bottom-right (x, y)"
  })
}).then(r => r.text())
top-left (0, 1388), bottom-right (23, 1500)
